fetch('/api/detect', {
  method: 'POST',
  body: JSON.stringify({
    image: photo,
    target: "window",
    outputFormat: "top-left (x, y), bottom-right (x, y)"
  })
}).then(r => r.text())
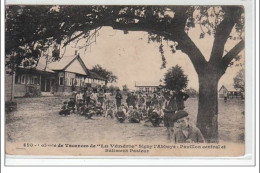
top-left (59, 77), bottom-right (64, 85)
top-left (31, 76), bottom-right (35, 84)
top-left (15, 74), bottom-right (21, 84)
top-left (34, 77), bottom-right (38, 85)
top-left (21, 75), bottom-right (25, 84)
top-left (68, 78), bottom-right (75, 86)
top-left (27, 75), bottom-right (31, 84)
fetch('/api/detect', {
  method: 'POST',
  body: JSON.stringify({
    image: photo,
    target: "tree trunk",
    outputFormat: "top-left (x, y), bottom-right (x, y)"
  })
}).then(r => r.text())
top-left (197, 70), bottom-right (220, 143)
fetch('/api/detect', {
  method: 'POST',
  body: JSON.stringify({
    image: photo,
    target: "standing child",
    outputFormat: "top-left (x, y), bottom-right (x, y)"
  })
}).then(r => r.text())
top-left (115, 89), bottom-right (123, 110)
top-left (76, 91), bottom-right (84, 105)
top-left (174, 89), bottom-right (189, 111)
top-left (163, 92), bottom-right (178, 140)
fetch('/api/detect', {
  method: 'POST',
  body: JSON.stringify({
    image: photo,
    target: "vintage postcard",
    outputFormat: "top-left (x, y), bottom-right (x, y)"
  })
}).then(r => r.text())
top-left (5, 5), bottom-right (247, 157)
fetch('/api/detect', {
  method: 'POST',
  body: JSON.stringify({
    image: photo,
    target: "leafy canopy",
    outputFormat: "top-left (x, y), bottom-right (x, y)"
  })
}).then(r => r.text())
top-left (164, 65), bottom-right (188, 91)
top-left (233, 68), bottom-right (245, 92)
top-left (90, 64), bottom-right (118, 83)
top-left (6, 5), bottom-right (244, 72)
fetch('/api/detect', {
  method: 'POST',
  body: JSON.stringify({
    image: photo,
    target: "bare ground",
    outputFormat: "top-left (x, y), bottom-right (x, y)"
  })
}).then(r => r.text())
top-left (6, 97), bottom-right (245, 144)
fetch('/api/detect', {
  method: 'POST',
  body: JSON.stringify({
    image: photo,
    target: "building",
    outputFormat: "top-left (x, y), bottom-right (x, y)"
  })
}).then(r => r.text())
top-left (218, 85), bottom-right (243, 98)
top-left (135, 81), bottom-right (165, 93)
top-left (5, 66), bottom-right (15, 102)
top-left (5, 54), bottom-right (107, 99)
top-left (48, 54), bottom-right (106, 94)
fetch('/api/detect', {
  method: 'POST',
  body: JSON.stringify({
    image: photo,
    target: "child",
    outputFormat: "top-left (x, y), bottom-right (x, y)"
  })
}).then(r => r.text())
top-left (170, 111), bottom-right (205, 143)
top-left (149, 105), bottom-right (163, 126)
top-left (95, 102), bottom-right (104, 116)
top-left (128, 106), bottom-right (141, 123)
top-left (84, 103), bottom-right (96, 119)
top-left (97, 89), bottom-right (105, 107)
top-left (104, 95), bottom-right (112, 111)
top-left (76, 91), bottom-right (84, 105)
top-left (126, 106), bottom-right (134, 119)
top-left (77, 99), bottom-right (84, 114)
top-left (59, 101), bottom-right (70, 116)
top-left (105, 104), bottom-right (115, 119)
top-left (67, 97), bottom-right (76, 113)
top-left (153, 105), bottom-right (164, 118)
top-left (115, 105), bottom-right (127, 123)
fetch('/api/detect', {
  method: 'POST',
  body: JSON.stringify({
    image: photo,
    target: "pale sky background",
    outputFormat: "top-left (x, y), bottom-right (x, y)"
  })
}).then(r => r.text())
top-left (53, 25), bottom-right (244, 91)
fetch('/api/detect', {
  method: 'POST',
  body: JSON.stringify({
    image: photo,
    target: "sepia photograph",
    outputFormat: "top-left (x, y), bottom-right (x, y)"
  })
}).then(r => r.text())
top-left (4, 5), bottom-right (247, 157)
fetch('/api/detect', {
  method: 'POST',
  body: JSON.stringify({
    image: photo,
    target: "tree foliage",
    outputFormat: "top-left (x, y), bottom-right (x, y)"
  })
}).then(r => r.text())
top-left (184, 87), bottom-right (199, 98)
top-left (6, 5), bottom-right (244, 73)
top-left (164, 65), bottom-right (188, 91)
top-left (108, 85), bottom-right (120, 95)
top-left (233, 68), bottom-right (245, 92)
top-left (90, 64), bottom-right (118, 83)
top-left (122, 84), bottom-right (129, 92)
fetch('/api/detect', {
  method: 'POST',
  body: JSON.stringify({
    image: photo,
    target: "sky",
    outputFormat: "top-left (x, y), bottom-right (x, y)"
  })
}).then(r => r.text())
top-left (56, 25), bottom-right (244, 91)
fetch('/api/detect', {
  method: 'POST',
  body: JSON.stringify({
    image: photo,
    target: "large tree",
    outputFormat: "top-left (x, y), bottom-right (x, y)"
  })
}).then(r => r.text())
top-left (5, 5), bottom-right (245, 142)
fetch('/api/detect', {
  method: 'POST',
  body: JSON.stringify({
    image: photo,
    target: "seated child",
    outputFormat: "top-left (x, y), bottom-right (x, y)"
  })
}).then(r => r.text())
top-left (59, 101), bottom-right (70, 116)
top-left (170, 111), bottom-right (205, 143)
top-left (95, 102), bottom-right (104, 116)
top-left (83, 104), bottom-right (96, 119)
top-left (147, 106), bottom-right (155, 118)
top-left (128, 107), bottom-right (141, 123)
top-left (79, 103), bottom-right (88, 116)
top-left (115, 105), bottom-right (127, 123)
top-left (105, 104), bottom-right (115, 119)
top-left (149, 105), bottom-right (164, 126)
top-left (152, 105), bottom-right (164, 118)
top-left (126, 106), bottom-right (134, 119)
top-left (67, 97), bottom-right (76, 113)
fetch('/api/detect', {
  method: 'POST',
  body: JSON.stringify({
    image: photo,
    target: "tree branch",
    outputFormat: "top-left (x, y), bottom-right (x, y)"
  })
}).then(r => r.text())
top-left (209, 6), bottom-right (243, 64)
top-left (62, 31), bottom-right (87, 48)
top-left (175, 32), bottom-right (208, 74)
top-left (221, 39), bottom-right (244, 72)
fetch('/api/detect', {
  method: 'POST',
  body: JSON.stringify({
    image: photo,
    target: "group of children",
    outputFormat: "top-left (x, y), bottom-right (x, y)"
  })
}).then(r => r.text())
top-left (59, 88), bottom-right (205, 143)
top-left (59, 89), bottom-right (106, 119)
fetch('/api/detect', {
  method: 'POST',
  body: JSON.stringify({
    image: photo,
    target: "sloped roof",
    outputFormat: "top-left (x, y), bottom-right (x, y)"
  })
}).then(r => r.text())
top-left (225, 85), bottom-right (239, 91)
top-left (35, 62), bottom-right (55, 73)
top-left (218, 85), bottom-right (228, 92)
top-left (135, 81), bottom-right (164, 87)
top-left (18, 61), bottom-right (55, 73)
top-left (87, 71), bottom-right (106, 81)
top-left (48, 55), bottom-right (89, 75)
top-left (219, 85), bottom-right (239, 92)
top-left (48, 55), bottom-right (76, 70)
top-left (47, 55), bottom-right (106, 81)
